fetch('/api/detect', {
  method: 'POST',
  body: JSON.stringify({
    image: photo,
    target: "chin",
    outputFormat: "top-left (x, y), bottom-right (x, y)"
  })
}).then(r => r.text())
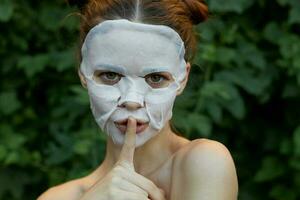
top-left (104, 120), bottom-right (160, 147)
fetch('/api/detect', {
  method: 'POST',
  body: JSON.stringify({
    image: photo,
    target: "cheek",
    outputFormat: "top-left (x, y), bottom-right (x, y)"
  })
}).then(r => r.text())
top-left (88, 85), bottom-right (119, 111)
top-left (87, 81), bottom-right (121, 127)
top-left (144, 82), bottom-right (178, 104)
top-left (144, 85), bottom-right (178, 129)
top-left (87, 79), bottom-right (120, 100)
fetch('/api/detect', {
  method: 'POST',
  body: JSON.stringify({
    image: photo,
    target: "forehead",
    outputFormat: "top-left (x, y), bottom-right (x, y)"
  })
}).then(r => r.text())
top-left (82, 20), bottom-right (184, 75)
top-left (88, 30), bottom-right (179, 67)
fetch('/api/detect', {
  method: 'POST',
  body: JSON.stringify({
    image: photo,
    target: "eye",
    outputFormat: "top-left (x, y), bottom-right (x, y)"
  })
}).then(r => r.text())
top-left (93, 71), bottom-right (123, 85)
top-left (145, 73), bottom-right (172, 88)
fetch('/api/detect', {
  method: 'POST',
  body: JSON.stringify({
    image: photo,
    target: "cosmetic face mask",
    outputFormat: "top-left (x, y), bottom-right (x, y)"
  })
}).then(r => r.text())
top-left (80, 19), bottom-right (187, 147)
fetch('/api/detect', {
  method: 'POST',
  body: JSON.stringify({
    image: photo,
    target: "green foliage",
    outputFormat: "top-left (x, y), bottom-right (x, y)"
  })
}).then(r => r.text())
top-left (0, 0), bottom-right (299, 199)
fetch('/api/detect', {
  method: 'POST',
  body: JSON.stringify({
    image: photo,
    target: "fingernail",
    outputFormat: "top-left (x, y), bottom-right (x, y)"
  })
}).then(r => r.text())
top-left (127, 116), bottom-right (133, 125)
top-left (128, 116), bottom-right (132, 122)
top-left (129, 116), bottom-right (135, 121)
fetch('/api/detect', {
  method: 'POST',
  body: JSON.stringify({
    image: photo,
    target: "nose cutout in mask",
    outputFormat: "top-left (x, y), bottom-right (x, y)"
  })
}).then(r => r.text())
top-left (117, 76), bottom-right (146, 107)
top-left (80, 19), bottom-right (187, 147)
top-left (118, 91), bottom-right (145, 108)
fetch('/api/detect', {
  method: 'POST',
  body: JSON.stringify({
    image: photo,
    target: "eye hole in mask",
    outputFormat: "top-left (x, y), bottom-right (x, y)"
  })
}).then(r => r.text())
top-left (144, 72), bottom-right (173, 88)
top-left (92, 70), bottom-right (174, 88)
top-left (93, 70), bottom-right (123, 85)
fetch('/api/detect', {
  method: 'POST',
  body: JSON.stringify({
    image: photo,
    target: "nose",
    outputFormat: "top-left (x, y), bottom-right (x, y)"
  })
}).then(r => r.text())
top-left (119, 101), bottom-right (143, 111)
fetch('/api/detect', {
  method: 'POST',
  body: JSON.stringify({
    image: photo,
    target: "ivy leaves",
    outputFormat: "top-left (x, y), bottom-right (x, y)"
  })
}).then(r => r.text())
top-left (0, 0), bottom-right (14, 22)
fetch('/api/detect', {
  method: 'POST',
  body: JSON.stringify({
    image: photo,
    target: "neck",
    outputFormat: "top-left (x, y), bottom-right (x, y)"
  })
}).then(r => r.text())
top-left (103, 122), bottom-right (178, 176)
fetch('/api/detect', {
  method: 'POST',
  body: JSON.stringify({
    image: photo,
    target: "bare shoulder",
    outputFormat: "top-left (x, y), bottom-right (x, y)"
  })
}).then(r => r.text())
top-left (174, 138), bottom-right (236, 164)
top-left (171, 138), bottom-right (238, 200)
top-left (37, 178), bottom-right (87, 200)
top-left (173, 138), bottom-right (237, 175)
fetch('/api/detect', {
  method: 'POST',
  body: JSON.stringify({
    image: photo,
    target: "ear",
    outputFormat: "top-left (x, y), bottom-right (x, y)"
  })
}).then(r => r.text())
top-left (78, 69), bottom-right (87, 89)
top-left (176, 62), bottom-right (191, 96)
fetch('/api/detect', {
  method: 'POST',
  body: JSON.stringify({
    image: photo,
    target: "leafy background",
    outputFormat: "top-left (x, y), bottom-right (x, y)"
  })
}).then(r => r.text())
top-left (0, 0), bottom-right (300, 199)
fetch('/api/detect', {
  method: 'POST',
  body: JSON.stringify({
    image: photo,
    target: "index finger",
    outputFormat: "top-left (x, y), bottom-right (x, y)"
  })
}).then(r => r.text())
top-left (118, 116), bottom-right (137, 167)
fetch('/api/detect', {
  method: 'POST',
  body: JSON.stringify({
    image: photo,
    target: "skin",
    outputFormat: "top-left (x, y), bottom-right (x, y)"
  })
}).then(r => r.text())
top-left (37, 62), bottom-right (238, 200)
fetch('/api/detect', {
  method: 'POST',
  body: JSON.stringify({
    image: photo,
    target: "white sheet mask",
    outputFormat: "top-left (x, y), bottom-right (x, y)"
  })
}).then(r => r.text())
top-left (80, 19), bottom-right (187, 147)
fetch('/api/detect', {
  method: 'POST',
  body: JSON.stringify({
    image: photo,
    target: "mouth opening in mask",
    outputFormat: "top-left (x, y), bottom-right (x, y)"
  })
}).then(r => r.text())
top-left (114, 118), bottom-right (150, 134)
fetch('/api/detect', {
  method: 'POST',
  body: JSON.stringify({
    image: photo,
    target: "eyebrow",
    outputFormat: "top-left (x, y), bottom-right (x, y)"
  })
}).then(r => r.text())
top-left (141, 66), bottom-right (170, 75)
top-left (94, 63), bottom-right (126, 74)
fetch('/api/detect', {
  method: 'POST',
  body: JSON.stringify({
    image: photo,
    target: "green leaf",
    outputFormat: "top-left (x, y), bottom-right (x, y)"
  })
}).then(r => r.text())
top-left (279, 138), bottom-right (292, 155)
top-left (219, 85), bottom-right (245, 120)
top-left (215, 47), bottom-right (236, 65)
top-left (5, 152), bottom-right (19, 165)
top-left (288, 0), bottom-right (300, 24)
top-left (282, 82), bottom-right (300, 98)
top-left (0, 169), bottom-right (31, 199)
top-left (0, 0), bottom-right (14, 22)
top-left (0, 91), bottom-right (21, 115)
top-left (187, 113), bottom-right (212, 137)
top-left (269, 185), bottom-right (297, 200)
top-left (172, 109), bottom-right (191, 137)
top-left (207, 0), bottom-right (255, 13)
top-left (60, 8), bottom-right (80, 31)
top-left (0, 125), bottom-right (27, 151)
top-left (254, 156), bottom-right (286, 182)
top-left (206, 101), bottom-right (223, 124)
top-left (50, 49), bottom-right (76, 72)
top-left (39, 6), bottom-right (66, 31)
top-left (70, 85), bottom-right (89, 105)
top-left (73, 139), bottom-right (92, 155)
top-left (236, 40), bottom-right (267, 70)
top-left (277, 0), bottom-right (289, 6)
top-left (215, 68), bottom-right (271, 96)
top-left (263, 22), bottom-right (285, 45)
top-left (17, 54), bottom-right (49, 77)
top-left (289, 157), bottom-right (300, 170)
top-left (201, 81), bottom-right (246, 119)
top-left (0, 145), bottom-right (7, 161)
top-left (278, 34), bottom-right (300, 60)
top-left (201, 81), bottom-right (232, 100)
top-left (293, 126), bottom-right (300, 155)
top-left (199, 44), bottom-right (217, 62)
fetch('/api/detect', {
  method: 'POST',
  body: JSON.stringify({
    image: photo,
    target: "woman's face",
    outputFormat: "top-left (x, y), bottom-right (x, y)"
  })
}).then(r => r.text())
top-left (80, 20), bottom-right (187, 147)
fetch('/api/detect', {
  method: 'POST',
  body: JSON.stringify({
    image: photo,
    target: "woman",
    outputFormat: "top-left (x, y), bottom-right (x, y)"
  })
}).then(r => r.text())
top-left (38, 0), bottom-right (238, 199)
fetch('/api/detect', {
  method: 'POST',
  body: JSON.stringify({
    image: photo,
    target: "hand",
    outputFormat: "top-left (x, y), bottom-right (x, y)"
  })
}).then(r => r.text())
top-left (80, 116), bottom-right (166, 200)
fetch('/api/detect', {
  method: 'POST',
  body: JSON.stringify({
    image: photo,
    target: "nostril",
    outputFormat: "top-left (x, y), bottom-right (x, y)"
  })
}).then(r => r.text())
top-left (118, 104), bottom-right (125, 108)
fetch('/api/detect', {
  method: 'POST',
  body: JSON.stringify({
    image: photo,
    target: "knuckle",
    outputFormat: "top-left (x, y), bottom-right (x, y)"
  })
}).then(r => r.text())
top-left (137, 188), bottom-right (148, 197)
top-left (140, 194), bottom-right (149, 200)
top-left (133, 193), bottom-right (148, 200)
top-left (142, 189), bottom-right (148, 196)
top-left (107, 187), bottom-right (118, 199)
top-left (110, 175), bottom-right (121, 184)
top-left (113, 165), bottom-right (123, 173)
top-left (118, 161), bottom-right (131, 169)
top-left (160, 189), bottom-right (166, 196)
top-left (148, 184), bottom-right (157, 194)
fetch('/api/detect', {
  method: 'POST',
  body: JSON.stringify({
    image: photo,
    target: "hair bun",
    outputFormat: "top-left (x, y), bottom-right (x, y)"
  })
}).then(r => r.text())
top-left (182, 0), bottom-right (208, 25)
top-left (66, 0), bottom-right (88, 10)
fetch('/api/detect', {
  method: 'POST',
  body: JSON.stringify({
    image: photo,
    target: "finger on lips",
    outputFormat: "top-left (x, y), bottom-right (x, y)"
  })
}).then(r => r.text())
top-left (117, 117), bottom-right (166, 200)
top-left (118, 116), bottom-right (137, 166)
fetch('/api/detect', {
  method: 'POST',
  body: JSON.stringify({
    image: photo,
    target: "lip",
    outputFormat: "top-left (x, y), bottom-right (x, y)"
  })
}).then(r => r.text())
top-left (114, 118), bottom-right (149, 134)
